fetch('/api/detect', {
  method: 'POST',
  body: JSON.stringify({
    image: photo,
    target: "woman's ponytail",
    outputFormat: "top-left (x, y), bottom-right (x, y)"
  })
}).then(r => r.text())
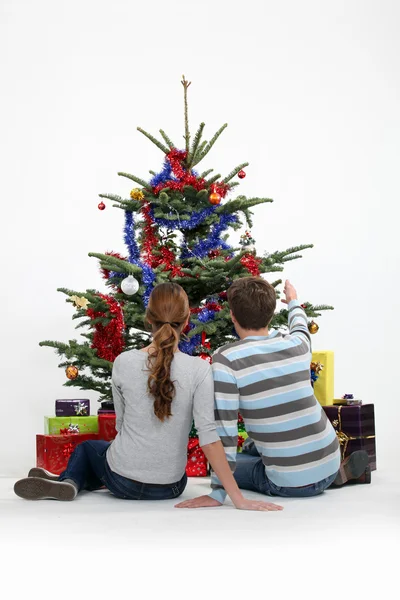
top-left (145, 284), bottom-right (189, 422)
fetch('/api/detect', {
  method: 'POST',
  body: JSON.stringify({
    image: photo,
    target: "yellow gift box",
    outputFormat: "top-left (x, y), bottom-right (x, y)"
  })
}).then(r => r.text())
top-left (312, 351), bottom-right (334, 406)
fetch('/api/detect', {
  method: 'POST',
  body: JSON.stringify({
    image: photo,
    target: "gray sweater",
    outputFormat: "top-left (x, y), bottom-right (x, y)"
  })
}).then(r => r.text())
top-left (106, 349), bottom-right (220, 484)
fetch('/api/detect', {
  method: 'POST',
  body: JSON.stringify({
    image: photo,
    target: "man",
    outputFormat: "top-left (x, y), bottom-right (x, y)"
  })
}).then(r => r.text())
top-left (177, 277), bottom-right (369, 508)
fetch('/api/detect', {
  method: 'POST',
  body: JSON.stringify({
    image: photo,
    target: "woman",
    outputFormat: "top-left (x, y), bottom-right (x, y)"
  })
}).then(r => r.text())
top-left (14, 283), bottom-right (282, 511)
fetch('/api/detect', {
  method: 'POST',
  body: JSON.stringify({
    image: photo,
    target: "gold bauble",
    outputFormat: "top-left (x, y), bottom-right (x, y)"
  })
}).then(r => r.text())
top-left (209, 192), bottom-right (222, 205)
top-left (66, 365), bottom-right (79, 380)
top-left (130, 188), bottom-right (144, 201)
top-left (308, 321), bottom-right (319, 334)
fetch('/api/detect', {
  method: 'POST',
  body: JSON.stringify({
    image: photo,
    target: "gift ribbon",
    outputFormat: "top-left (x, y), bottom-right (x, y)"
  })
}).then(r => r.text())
top-left (331, 405), bottom-right (375, 460)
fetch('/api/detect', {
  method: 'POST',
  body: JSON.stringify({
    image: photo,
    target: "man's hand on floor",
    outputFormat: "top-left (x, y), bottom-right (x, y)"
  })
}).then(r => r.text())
top-left (175, 495), bottom-right (284, 511)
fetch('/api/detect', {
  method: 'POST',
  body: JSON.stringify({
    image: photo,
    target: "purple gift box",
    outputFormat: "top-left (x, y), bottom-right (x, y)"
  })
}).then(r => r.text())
top-left (55, 399), bottom-right (90, 417)
top-left (323, 404), bottom-right (376, 471)
top-left (97, 409), bottom-right (116, 415)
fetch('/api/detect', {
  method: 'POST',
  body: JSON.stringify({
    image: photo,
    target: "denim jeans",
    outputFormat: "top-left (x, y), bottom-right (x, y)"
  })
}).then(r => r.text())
top-left (235, 443), bottom-right (337, 498)
top-left (59, 440), bottom-right (187, 500)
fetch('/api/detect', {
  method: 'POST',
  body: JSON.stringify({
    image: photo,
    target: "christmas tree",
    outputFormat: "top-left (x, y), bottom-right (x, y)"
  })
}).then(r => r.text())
top-left (40, 76), bottom-right (332, 403)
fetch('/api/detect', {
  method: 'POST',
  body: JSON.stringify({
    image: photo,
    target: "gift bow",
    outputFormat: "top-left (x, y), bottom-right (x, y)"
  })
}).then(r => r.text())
top-left (331, 405), bottom-right (375, 459)
top-left (62, 443), bottom-right (75, 458)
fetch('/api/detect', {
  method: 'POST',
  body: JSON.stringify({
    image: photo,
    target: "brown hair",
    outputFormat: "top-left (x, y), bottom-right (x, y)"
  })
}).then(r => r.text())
top-left (227, 276), bottom-right (276, 330)
top-left (145, 283), bottom-right (189, 421)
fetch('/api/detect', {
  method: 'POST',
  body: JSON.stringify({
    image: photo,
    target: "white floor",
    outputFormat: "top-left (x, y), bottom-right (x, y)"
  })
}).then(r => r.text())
top-left (1, 472), bottom-right (399, 598)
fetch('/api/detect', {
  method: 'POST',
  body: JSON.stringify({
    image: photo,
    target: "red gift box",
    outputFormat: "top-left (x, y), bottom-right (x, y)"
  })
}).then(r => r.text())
top-left (98, 413), bottom-right (117, 442)
top-left (36, 433), bottom-right (99, 475)
top-left (186, 437), bottom-right (208, 477)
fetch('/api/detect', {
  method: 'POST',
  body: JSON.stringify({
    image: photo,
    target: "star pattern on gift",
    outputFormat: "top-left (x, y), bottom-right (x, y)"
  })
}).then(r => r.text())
top-left (74, 402), bottom-right (88, 416)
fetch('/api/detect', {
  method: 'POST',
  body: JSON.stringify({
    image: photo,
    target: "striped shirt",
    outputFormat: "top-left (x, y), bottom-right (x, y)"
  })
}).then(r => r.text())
top-left (210, 299), bottom-right (340, 503)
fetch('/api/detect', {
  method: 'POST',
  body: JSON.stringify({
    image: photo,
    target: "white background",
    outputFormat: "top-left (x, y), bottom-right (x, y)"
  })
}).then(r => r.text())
top-left (1, 0), bottom-right (399, 476)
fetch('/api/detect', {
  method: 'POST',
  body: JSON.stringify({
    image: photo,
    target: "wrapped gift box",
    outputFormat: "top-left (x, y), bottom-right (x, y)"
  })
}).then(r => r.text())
top-left (323, 404), bottom-right (376, 470)
top-left (98, 413), bottom-right (117, 442)
top-left (44, 416), bottom-right (99, 435)
top-left (312, 351), bottom-right (334, 406)
top-left (186, 437), bottom-right (208, 477)
top-left (55, 399), bottom-right (90, 417)
top-left (36, 433), bottom-right (99, 475)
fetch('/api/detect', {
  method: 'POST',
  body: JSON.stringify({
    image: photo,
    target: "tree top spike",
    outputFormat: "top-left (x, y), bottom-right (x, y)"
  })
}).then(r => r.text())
top-left (181, 75), bottom-right (191, 89)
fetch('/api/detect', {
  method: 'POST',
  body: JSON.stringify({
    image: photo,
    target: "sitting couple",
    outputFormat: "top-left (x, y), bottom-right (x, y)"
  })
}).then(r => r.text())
top-left (15, 277), bottom-right (370, 510)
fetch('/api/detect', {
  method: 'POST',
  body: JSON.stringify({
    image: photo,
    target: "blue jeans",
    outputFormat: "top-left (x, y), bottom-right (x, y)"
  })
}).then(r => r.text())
top-left (235, 445), bottom-right (337, 498)
top-left (59, 440), bottom-right (187, 500)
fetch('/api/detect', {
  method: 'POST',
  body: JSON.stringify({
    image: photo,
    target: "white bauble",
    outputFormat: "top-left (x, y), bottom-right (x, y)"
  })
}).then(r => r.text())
top-left (121, 275), bottom-right (139, 295)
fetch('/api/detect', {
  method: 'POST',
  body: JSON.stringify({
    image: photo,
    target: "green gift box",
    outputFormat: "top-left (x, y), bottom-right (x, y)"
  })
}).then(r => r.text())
top-left (44, 416), bottom-right (99, 435)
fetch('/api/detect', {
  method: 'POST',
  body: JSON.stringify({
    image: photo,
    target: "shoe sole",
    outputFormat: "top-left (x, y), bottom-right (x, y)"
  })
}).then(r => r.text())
top-left (345, 451), bottom-right (370, 480)
top-left (335, 451), bottom-right (370, 485)
top-left (28, 468), bottom-right (59, 481)
top-left (14, 478), bottom-right (76, 501)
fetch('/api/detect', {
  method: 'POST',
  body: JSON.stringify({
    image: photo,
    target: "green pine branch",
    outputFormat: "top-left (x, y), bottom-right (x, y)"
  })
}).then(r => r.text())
top-left (194, 140), bottom-right (208, 163)
top-left (159, 129), bottom-right (175, 149)
top-left (99, 194), bottom-right (141, 212)
top-left (192, 124), bottom-right (228, 166)
top-left (223, 163), bottom-right (249, 183)
top-left (136, 127), bottom-right (169, 154)
top-left (88, 253), bottom-right (141, 275)
top-left (118, 172), bottom-right (150, 189)
top-left (267, 245), bottom-right (314, 264)
top-left (206, 174), bottom-right (222, 185)
top-left (216, 196), bottom-right (273, 215)
top-left (187, 122), bottom-right (205, 168)
top-left (64, 376), bottom-right (112, 401)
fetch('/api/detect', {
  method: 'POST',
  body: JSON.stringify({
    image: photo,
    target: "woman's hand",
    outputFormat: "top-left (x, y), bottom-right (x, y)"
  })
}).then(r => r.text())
top-left (175, 494), bottom-right (284, 511)
top-left (175, 495), bottom-right (222, 509)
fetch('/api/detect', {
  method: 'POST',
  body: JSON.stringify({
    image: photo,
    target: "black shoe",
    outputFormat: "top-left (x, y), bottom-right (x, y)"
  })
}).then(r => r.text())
top-left (333, 451), bottom-right (370, 486)
top-left (350, 464), bottom-right (372, 485)
top-left (28, 467), bottom-right (59, 481)
top-left (14, 477), bottom-right (77, 501)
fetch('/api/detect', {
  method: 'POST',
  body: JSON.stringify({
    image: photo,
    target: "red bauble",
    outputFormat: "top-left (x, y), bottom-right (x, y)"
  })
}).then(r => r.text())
top-left (209, 192), bottom-right (221, 205)
top-left (98, 202), bottom-right (106, 211)
top-left (238, 170), bottom-right (246, 179)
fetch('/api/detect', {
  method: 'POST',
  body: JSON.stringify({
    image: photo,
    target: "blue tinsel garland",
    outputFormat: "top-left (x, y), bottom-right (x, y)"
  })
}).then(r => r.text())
top-left (179, 333), bottom-right (202, 355)
top-left (150, 205), bottom-right (216, 231)
top-left (123, 212), bottom-right (155, 306)
top-left (149, 161), bottom-right (173, 187)
top-left (181, 214), bottom-right (237, 259)
top-left (149, 158), bottom-right (199, 188)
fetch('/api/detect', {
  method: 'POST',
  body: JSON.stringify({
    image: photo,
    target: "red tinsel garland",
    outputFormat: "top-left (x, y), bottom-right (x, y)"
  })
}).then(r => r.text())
top-left (240, 253), bottom-right (262, 276)
top-left (159, 246), bottom-right (184, 277)
top-left (152, 149), bottom-right (230, 198)
top-left (210, 182), bottom-right (230, 199)
top-left (141, 201), bottom-right (160, 267)
top-left (87, 294), bottom-right (125, 362)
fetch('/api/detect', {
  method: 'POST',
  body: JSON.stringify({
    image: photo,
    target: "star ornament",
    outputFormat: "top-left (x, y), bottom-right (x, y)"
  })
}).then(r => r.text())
top-left (70, 295), bottom-right (90, 309)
